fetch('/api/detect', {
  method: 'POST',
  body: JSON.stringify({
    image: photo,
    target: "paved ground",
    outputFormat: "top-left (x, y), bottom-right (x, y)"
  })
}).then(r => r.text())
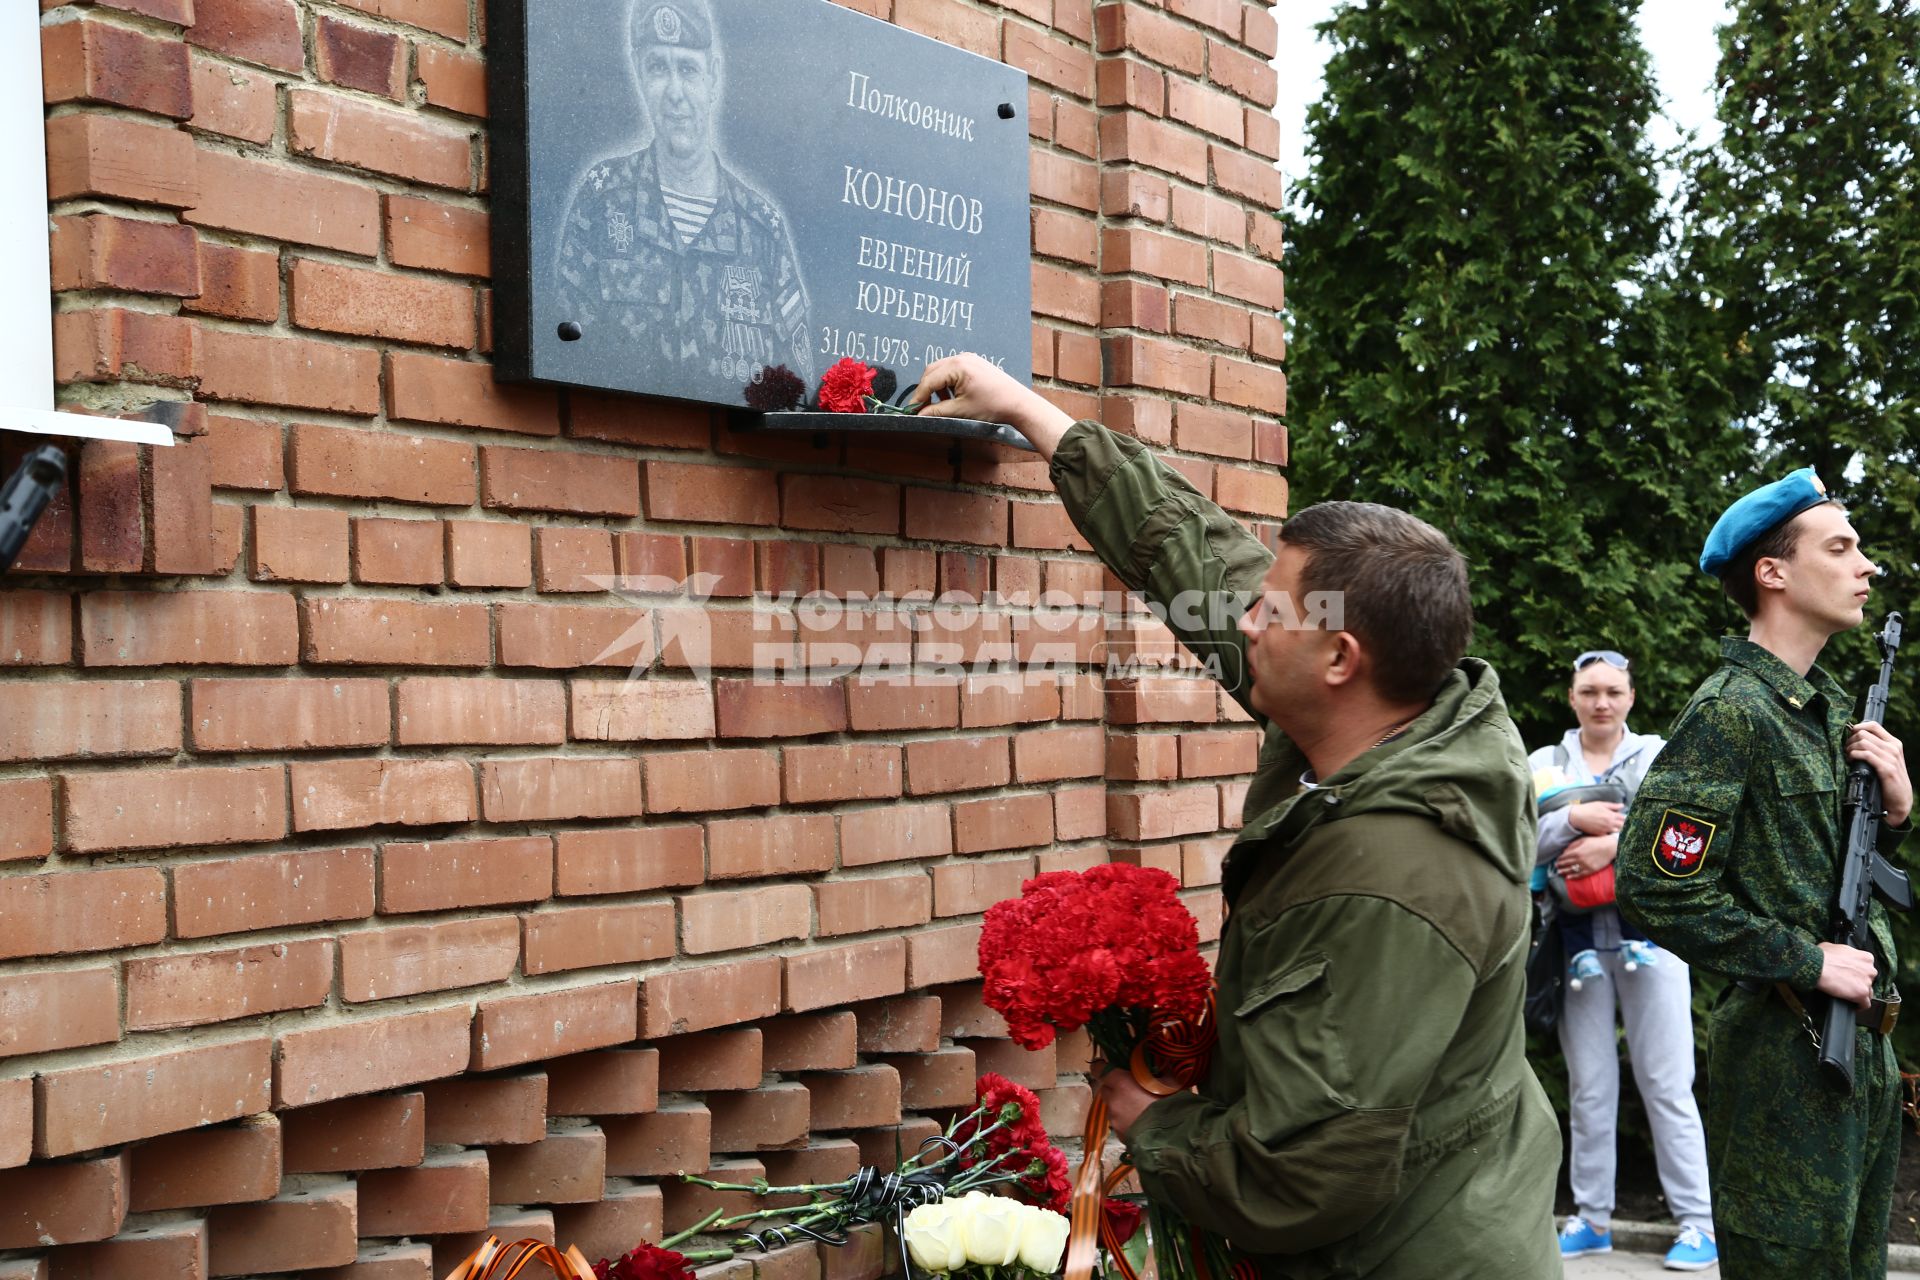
top-left (1566, 1249), bottom-right (1920, 1276)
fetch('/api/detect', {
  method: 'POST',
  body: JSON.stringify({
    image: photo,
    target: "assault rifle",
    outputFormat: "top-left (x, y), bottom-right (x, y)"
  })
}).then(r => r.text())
top-left (0, 444), bottom-right (68, 576)
top-left (1820, 612), bottom-right (1915, 1089)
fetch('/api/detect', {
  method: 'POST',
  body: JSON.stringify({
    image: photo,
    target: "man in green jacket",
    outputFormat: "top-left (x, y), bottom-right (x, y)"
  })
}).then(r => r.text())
top-left (913, 357), bottom-right (1561, 1278)
top-left (1616, 469), bottom-right (1912, 1277)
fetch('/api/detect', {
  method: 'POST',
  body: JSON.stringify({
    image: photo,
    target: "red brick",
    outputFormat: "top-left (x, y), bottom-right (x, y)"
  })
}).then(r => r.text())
top-left (129, 1115), bottom-right (281, 1212)
top-left (681, 883), bottom-right (810, 955)
top-left (656, 1028), bottom-right (763, 1092)
top-left (0, 1153), bottom-right (128, 1247)
top-left (282, 1092), bottom-right (425, 1173)
top-left (603, 1105), bottom-right (710, 1178)
top-left (571, 396), bottom-right (710, 450)
top-left (708, 812), bottom-right (836, 880)
top-left (907, 922), bottom-right (983, 988)
top-left (479, 757), bottom-right (643, 822)
top-left (534, 526), bottom-right (615, 592)
top-left (389, 351), bottom-right (560, 435)
top-left (301, 596), bottom-right (489, 665)
top-left (333, 0), bottom-right (467, 39)
top-left (392, 676), bottom-right (564, 746)
top-left (780, 743), bottom-right (901, 803)
top-left (386, 195), bottom-right (489, 275)
top-left (1108, 675), bottom-right (1219, 724)
top-left (0, 592), bottom-right (72, 666)
top-left (779, 475), bottom-right (901, 535)
top-left (248, 505), bottom-right (349, 583)
top-left (791, 1064), bottom-right (898, 1131)
top-left (352, 515), bottom-right (445, 585)
top-left (0, 679), bottom-right (171, 764)
top-left (711, 678), bottom-right (845, 739)
top-left (570, 680), bottom-right (715, 743)
top-left (288, 87), bottom-right (472, 188)
top-left (546, 1049), bottom-right (660, 1116)
top-left (1003, 21), bottom-right (1093, 94)
top-left (554, 825), bottom-right (704, 897)
top-left (642, 461), bottom-right (776, 526)
top-left (44, 1216), bottom-right (209, 1279)
top-left (480, 449), bottom-right (637, 518)
top-left (44, 3), bottom-right (195, 112)
top-left (63, 764), bottom-right (283, 853)
top-left (37, 1038), bottom-right (271, 1157)
top-left (417, 43), bottom-right (486, 115)
top-left (1, 784), bottom-right (54, 861)
top-left (846, 676), bottom-right (960, 731)
top-left (445, 520), bottom-right (530, 587)
top-left (756, 1013), bottom-right (856, 1074)
top-left (661, 1156), bottom-right (767, 1235)
top-left (645, 748), bottom-right (779, 814)
top-left (276, 1005), bottom-right (473, 1107)
top-left (880, 1044), bottom-right (972, 1110)
top-left (173, 846), bottom-right (373, 938)
top-left (187, 148), bottom-right (378, 256)
top-left (813, 875), bottom-right (932, 938)
top-left (899, 737), bottom-right (1005, 795)
top-left (127, 938), bottom-right (333, 1031)
top-left (422, 1074), bottom-right (549, 1147)
top-left (199, 327), bottom-right (381, 415)
top-left (553, 1186), bottom-right (664, 1265)
top-left (54, 308), bottom-right (196, 386)
top-left (203, 415), bottom-right (283, 491)
top-left (1055, 783), bottom-right (1108, 841)
top-left (290, 423), bottom-right (477, 506)
top-left (341, 917), bottom-right (521, 1001)
top-left (785, 938), bottom-right (907, 1012)
top-left (46, 113), bottom-right (196, 208)
top-left (1107, 787), bottom-right (1220, 840)
top-left (291, 757), bottom-right (476, 831)
top-left (311, 1242), bottom-right (434, 1280)
top-left (490, 1128), bottom-right (606, 1204)
top-left (380, 835), bottom-right (550, 913)
top-left (932, 856), bottom-right (1032, 917)
top-left (186, 50), bottom-right (275, 142)
top-left (356, 1151), bottom-right (488, 1236)
top-left (1213, 461), bottom-right (1287, 516)
top-left (523, 901), bottom-right (676, 974)
top-left (687, 536), bottom-right (755, 597)
top-left (497, 602), bottom-right (653, 669)
top-left (49, 213), bottom-right (197, 299)
top-left (474, 980), bottom-right (639, 1070)
top-left (205, 1182), bottom-right (359, 1276)
top-left (291, 258), bottom-right (475, 348)
top-left (902, 490), bottom-right (1007, 546)
top-left (709, 1083), bottom-right (808, 1152)
top-left (639, 957), bottom-right (783, 1038)
top-left (186, 0), bottom-right (302, 68)
top-left (0, 1078), bottom-right (27, 1170)
top-left (316, 15), bottom-right (404, 97)
top-left (839, 801), bottom-right (953, 867)
top-left (0, 965), bottom-right (118, 1058)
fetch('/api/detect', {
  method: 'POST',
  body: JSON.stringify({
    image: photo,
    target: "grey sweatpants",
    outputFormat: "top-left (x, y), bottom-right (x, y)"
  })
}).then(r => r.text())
top-left (1557, 909), bottom-right (1714, 1233)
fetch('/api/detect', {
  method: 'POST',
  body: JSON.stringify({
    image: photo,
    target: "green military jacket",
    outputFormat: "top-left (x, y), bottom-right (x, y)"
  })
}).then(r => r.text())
top-left (1051, 422), bottom-right (1562, 1279)
top-left (1617, 637), bottom-right (1907, 993)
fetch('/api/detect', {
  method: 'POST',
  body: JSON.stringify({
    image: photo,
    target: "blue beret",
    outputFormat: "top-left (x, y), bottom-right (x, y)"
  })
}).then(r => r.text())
top-left (1698, 467), bottom-right (1829, 576)
top-left (633, 0), bottom-right (712, 49)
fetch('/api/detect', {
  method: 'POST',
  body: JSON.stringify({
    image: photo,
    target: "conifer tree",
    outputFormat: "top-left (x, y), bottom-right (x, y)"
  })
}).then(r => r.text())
top-left (1286, 0), bottom-right (1751, 740)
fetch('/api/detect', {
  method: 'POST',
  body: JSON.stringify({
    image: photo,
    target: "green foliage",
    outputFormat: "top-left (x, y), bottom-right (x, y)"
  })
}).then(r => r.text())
top-left (1680, 0), bottom-right (1920, 1049)
top-left (1286, 0), bottom-right (1756, 743)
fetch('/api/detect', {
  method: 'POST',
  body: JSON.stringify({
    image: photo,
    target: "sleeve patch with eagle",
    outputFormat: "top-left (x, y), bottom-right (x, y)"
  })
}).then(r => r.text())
top-left (1651, 810), bottom-right (1717, 878)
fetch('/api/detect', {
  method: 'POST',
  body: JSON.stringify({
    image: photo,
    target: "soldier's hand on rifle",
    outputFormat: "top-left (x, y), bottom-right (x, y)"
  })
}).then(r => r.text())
top-left (912, 354), bottom-right (1077, 458)
top-left (1847, 721), bottom-right (1912, 827)
top-left (1567, 800), bottom-right (1625, 836)
top-left (1557, 834), bottom-right (1617, 879)
top-left (1816, 941), bottom-right (1878, 1010)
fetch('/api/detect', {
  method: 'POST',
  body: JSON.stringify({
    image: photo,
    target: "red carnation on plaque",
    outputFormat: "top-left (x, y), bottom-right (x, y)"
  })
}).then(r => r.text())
top-left (816, 358), bottom-right (876, 413)
top-left (591, 1245), bottom-right (696, 1280)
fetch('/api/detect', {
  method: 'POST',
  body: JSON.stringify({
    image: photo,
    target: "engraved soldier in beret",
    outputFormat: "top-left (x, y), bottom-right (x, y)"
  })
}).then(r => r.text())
top-left (555, 0), bottom-right (814, 403)
top-left (1617, 469), bottom-right (1914, 1277)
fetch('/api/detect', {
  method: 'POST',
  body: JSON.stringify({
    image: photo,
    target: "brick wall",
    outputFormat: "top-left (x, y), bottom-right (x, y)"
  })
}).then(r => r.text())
top-left (0, 0), bottom-right (1284, 1275)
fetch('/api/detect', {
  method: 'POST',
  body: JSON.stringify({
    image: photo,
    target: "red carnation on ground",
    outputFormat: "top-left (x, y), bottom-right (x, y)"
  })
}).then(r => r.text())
top-left (817, 358), bottom-right (876, 413)
top-left (592, 1244), bottom-right (696, 1280)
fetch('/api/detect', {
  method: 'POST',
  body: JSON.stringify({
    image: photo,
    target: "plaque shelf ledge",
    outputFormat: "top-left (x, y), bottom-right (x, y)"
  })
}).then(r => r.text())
top-left (747, 410), bottom-right (1036, 453)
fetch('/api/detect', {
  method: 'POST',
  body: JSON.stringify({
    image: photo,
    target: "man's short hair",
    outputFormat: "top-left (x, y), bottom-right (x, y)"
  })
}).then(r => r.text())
top-left (1281, 501), bottom-right (1473, 703)
top-left (1717, 499), bottom-right (1844, 617)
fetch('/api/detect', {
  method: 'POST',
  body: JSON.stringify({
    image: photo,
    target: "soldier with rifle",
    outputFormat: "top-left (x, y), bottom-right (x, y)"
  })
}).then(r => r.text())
top-left (1618, 469), bottom-right (1914, 1278)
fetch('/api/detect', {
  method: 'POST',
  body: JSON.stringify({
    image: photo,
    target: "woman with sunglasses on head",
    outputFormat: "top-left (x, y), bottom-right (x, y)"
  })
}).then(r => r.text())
top-left (1532, 650), bottom-right (1716, 1272)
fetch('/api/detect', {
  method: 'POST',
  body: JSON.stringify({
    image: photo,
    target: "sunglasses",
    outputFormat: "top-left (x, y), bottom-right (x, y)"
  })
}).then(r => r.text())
top-left (1573, 650), bottom-right (1630, 673)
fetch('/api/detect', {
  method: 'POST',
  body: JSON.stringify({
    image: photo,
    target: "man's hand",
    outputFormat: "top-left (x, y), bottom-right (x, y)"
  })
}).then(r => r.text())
top-left (1094, 1062), bottom-right (1158, 1140)
top-left (1567, 801), bottom-right (1626, 836)
top-left (1556, 834), bottom-right (1618, 879)
top-left (1848, 721), bottom-right (1912, 827)
top-left (1815, 940), bottom-right (1878, 1010)
top-left (911, 354), bottom-right (1076, 459)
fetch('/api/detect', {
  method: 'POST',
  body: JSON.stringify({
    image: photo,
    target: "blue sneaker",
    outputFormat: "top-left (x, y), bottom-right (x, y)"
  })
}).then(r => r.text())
top-left (1622, 939), bottom-right (1660, 972)
top-left (1567, 950), bottom-right (1605, 992)
top-left (1664, 1225), bottom-right (1717, 1271)
top-left (1559, 1216), bottom-right (1612, 1258)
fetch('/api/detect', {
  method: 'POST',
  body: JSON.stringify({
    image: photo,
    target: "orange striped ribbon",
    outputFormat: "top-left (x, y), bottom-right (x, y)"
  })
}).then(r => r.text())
top-left (442, 1237), bottom-right (597, 1280)
top-left (1063, 998), bottom-right (1219, 1280)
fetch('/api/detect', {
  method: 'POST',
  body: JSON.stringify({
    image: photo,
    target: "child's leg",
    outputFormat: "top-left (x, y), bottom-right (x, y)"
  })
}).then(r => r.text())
top-left (1562, 911), bottom-right (1595, 957)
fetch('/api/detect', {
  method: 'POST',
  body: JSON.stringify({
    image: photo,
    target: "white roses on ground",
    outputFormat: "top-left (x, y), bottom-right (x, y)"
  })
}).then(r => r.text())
top-left (903, 1191), bottom-right (1072, 1276)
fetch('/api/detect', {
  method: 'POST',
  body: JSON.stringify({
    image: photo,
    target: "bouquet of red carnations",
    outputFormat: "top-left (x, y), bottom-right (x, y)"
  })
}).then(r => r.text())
top-left (979, 865), bottom-right (1218, 1280)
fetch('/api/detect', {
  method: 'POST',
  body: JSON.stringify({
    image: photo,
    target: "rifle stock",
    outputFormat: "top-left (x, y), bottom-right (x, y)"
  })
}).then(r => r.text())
top-left (1818, 612), bottom-right (1907, 1089)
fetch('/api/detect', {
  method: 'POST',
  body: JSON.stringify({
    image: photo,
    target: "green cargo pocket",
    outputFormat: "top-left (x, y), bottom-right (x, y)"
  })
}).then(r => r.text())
top-left (1234, 954), bottom-right (1355, 1143)
top-left (1714, 1188), bottom-right (1844, 1250)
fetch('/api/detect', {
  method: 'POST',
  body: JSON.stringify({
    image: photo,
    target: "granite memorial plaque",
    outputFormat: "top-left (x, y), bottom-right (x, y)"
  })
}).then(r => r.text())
top-left (489, 0), bottom-right (1034, 414)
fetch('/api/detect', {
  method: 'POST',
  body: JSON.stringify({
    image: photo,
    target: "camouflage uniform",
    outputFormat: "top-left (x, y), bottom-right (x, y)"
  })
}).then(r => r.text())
top-left (554, 146), bottom-right (814, 404)
top-left (1617, 637), bottom-right (1909, 1277)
